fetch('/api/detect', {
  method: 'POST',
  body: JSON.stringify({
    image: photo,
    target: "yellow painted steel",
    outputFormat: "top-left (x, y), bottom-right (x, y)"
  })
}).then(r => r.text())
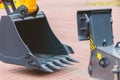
top-left (90, 35), bottom-right (96, 51)
top-left (14, 0), bottom-right (21, 7)
top-left (97, 53), bottom-right (102, 60)
top-left (0, 0), bottom-right (21, 9)
top-left (0, 0), bottom-right (37, 13)
top-left (0, 0), bottom-right (4, 8)
top-left (20, 0), bottom-right (37, 13)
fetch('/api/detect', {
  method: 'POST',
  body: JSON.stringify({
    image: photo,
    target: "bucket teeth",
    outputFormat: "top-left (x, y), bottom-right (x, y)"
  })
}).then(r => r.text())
top-left (40, 64), bottom-right (53, 73)
top-left (59, 58), bottom-right (73, 65)
top-left (66, 56), bottom-right (79, 62)
top-left (47, 62), bottom-right (61, 70)
top-left (39, 55), bottom-right (78, 72)
top-left (52, 56), bottom-right (73, 65)
top-left (53, 60), bottom-right (66, 67)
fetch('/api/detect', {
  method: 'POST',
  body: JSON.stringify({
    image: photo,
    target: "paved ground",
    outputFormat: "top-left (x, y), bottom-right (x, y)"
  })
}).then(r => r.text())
top-left (0, 0), bottom-right (120, 80)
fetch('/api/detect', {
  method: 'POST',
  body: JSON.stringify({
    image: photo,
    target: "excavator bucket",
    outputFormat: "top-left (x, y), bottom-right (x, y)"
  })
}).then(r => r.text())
top-left (0, 0), bottom-right (78, 72)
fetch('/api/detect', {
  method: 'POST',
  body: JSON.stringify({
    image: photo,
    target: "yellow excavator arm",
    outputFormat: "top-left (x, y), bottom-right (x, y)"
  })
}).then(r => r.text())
top-left (0, 0), bottom-right (38, 15)
top-left (20, 0), bottom-right (37, 13)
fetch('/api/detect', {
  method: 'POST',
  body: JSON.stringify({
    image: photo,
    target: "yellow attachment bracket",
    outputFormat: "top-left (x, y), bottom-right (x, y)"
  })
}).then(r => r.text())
top-left (20, 0), bottom-right (37, 13)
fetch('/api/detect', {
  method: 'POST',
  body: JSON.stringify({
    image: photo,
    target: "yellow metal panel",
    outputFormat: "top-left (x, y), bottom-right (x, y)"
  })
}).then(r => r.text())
top-left (14, 0), bottom-right (21, 7)
top-left (20, 0), bottom-right (37, 13)
top-left (0, 0), bottom-right (21, 9)
top-left (0, 0), bottom-right (4, 8)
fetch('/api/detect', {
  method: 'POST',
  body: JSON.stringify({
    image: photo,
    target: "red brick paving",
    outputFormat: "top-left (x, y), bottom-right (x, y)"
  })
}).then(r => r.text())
top-left (0, 0), bottom-right (120, 80)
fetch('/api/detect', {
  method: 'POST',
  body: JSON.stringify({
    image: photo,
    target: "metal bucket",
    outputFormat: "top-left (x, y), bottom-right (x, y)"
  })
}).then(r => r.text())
top-left (0, 11), bottom-right (78, 72)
